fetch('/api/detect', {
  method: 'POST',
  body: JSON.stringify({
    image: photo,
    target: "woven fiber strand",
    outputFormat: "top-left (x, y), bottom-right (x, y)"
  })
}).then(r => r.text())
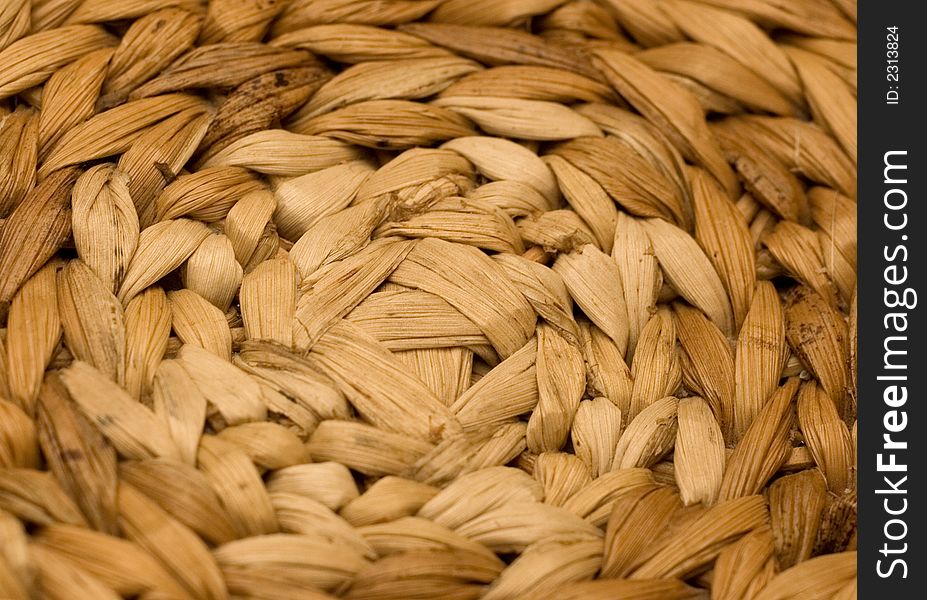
top-left (0, 1), bottom-right (856, 599)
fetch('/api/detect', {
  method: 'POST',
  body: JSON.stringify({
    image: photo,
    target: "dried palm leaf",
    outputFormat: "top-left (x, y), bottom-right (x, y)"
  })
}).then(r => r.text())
top-left (712, 526), bottom-right (776, 600)
top-left (117, 218), bottom-right (212, 304)
top-left (784, 286), bottom-right (850, 416)
top-left (293, 56), bottom-right (479, 125)
top-left (797, 383), bottom-right (853, 494)
top-left (98, 8), bottom-right (203, 108)
top-left (307, 420), bottom-right (434, 477)
top-left (270, 24), bottom-right (451, 63)
top-left (0, 167), bottom-right (77, 316)
top-left (602, 485), bottom-right (681, 577)
top-left (613, 396), bottom-right (678, 469)
top-left (768, 468), bottom-right (827, 568)
top-left (399, 23), bottom-right (600, 79)
top-left (0, 107), bottom-right (37, 218)
top-left (753, 551), bottom-right (856, 600)
top-left (442, 65), bottom-right (616, 104)
top-left (674, 397), bottom-right (725, 505)
top-left (786, 46), bottom-right (856, 164)
top-left (0, 399), bottom-right (37, 469)
top-left (689, 167), bottom-right (755, 329)
top-left (643, 218), bottom-right (734, 335)
top-left (734, 281), bottom-right (788, 438)
top-left (0, 25), bottom-right (115, 100)
top-left (659, 0), bottom-right (802, 106)
top-left (267, 462), bottom-right (359, 515)
top-left (37, 48), bottom-right (113, 157)
top-left (571, 397), bottom-right (622, 477)
top-left (631, 494), bottom-right (768, 579)
top-left (483, 533), bottom-right (602, 600)
top-left (443, 136), bottom-right (558, 203)
top-left (35, 373), bottom-right (117, 534)
top-left (450, 341), bottom-right (537, 431)
top-left (5, 263), bottom-right (62, 415)
top-left (123, 287), bottom-right (171, 399)
top-left (273, 161), bottom-right (374, 241)
top-left (57, 260), bottom-right (126, 383)
top-left (61, 361), bottom-right (181, 461)
top-left (70, 164), bottom-right (139, 294)
top-left (195, 65), bottom-right (332, 166)
top-left (674, 303), bottom-right (734, 439)
top-left (273, 0), bottom-right (442, 34)
top-left (182, 233), bottom-right (243, 311)
top-left (168, 290), bottom-right (232, 360)
top-left (719, 378), bottom-right (799, 500)
top-left (295, 99), bottom-right (476, 149)
top-left (534, 453), bottom-right (592, 507)
top-left (40, 94), bottom-right (207, 177)
top-left (629, 310), bottom-right (680, 419)
top-left (202, 129), bottom-right (365, 176)
top-left (554, 245), bottom-right (629, 354)
top-left (129, 42), bottom-right (311, 99)
top-left (434, 96), bottom-right (601, 140)
top-left (592, 49), bottom-right (738, 197)
top-left (342, 480), bottom-right (438, 527)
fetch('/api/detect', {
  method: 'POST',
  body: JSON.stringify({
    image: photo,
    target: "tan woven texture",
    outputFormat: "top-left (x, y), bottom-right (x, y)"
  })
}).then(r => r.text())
top-left (0, 1), bottom-right (857, 599)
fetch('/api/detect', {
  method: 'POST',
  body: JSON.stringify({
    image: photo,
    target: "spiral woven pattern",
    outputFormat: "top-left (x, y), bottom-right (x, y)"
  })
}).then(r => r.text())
top-left (0, 1), bottom-right (856, 599)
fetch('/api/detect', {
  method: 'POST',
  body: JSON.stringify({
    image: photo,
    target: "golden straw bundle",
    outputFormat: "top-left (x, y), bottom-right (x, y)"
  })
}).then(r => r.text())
top-left (0, 1), bottom-right (856, 598)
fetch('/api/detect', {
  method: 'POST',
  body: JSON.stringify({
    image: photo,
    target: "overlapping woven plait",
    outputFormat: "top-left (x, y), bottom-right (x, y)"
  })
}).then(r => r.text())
top-left (0, 0), bottom-right (857, 598)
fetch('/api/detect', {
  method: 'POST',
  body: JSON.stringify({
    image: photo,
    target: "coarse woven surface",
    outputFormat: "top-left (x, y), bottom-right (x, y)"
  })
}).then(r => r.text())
top-left (0, 1), bottom-right (857, 599)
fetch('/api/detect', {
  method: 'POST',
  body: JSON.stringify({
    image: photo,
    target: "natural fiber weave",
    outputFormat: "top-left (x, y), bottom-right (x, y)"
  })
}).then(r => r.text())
top-left (0, 1), bottom-right (857, 599)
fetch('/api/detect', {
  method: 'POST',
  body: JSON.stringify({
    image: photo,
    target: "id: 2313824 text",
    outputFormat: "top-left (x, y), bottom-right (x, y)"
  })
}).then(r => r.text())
top-left (887, 26), bottom-right (900, 104)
